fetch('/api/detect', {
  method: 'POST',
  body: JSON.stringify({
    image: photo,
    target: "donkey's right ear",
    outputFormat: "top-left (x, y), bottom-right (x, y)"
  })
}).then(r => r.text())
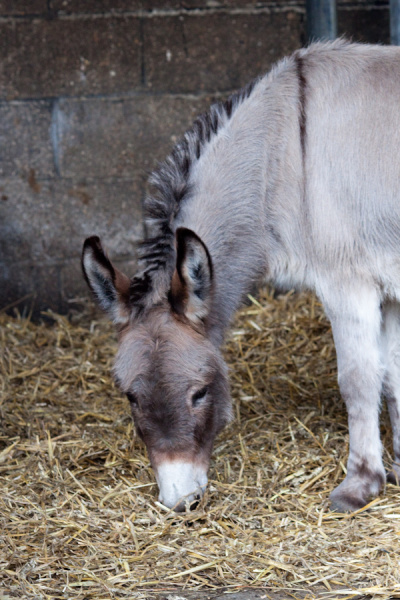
top-left (82, 236), bottom-right (131, 325)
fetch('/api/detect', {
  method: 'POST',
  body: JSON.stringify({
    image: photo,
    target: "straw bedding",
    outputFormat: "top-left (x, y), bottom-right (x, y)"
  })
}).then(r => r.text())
top-left (1, 290), bottom-right (399, 599)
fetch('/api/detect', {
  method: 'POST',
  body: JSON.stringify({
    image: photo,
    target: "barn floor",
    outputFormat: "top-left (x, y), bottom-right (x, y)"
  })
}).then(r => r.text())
top-left (1, 290), bottom-right (399, 600)
top-left (133, 588), bottom-right (332, 599)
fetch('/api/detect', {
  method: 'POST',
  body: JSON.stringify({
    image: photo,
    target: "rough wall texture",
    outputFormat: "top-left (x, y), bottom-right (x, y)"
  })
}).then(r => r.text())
top-left (0, 0), bottom-right (391, 315)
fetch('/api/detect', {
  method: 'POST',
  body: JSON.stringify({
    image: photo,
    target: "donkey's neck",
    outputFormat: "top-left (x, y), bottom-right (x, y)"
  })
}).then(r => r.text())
top-left (174, 62), bottom-right (306, 346)
top-left (175, 82), bottom-right (292, 346)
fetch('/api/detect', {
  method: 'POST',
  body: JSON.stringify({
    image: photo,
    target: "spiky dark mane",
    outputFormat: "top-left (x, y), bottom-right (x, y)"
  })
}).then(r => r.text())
top-left (129, 76), bottom-right (261, 312)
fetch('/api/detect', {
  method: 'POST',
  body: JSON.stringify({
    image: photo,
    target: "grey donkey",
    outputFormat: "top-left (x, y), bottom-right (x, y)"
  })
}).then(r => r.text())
top-left (82, 40), bottom-right (400, 512)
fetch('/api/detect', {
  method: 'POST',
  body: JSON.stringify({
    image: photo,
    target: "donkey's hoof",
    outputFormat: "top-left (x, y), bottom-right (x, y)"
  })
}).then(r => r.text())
top-left (329, 471), bottom-right (384, 513)
top-left (330, 489), bottom-right (368, 513)
top-left (387, 464), bottom-right (400, 486)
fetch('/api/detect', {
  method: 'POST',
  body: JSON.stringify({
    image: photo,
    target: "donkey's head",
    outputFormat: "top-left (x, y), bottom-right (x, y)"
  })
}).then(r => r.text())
top-left (82, 228), bottom-right (232, 511)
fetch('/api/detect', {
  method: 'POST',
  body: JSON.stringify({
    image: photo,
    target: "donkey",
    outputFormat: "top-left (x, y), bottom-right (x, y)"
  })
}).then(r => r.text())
top-left (82, 40), bottom-right (400, 512)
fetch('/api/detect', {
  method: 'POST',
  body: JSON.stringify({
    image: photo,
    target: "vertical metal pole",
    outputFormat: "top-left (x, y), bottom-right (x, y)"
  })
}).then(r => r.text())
top-left (306, 0), bottom-right (337, 42)
top-left (390, 0), bottom-right (400, 45)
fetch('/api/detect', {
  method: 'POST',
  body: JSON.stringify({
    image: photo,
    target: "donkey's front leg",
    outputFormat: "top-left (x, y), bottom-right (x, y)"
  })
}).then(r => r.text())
top-left (381, 301), bottom-right (400, 486)
top-left (321, 283), bottom-right (385, 512)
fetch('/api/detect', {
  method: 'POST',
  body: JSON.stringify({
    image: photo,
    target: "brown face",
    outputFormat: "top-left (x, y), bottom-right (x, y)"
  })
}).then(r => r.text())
top-left (114, 307), bottom-right (233, 510)
top-left (82, 228), bottom-right (230, 510)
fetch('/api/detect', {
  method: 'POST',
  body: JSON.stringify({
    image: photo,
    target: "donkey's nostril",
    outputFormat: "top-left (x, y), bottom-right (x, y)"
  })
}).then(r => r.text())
top-left (172, 495), bottom-right (201, 512)
top-left (189, 498), bottom-right (200, 511)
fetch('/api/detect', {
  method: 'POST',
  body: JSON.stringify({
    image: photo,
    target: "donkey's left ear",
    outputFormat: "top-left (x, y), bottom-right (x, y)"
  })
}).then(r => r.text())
top-left (169, 227), bottom-right (213, 324)
top-left (82, 236), bottom-right (131, 325)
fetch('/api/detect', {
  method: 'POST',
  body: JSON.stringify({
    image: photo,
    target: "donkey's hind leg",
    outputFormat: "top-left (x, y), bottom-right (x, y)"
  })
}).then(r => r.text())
top-left (381, 301), bottom-right (400, 485)
top-left (319, 280), bottom-right (386, 512)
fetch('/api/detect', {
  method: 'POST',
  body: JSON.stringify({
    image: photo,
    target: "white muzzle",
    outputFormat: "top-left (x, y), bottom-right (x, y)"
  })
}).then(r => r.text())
top-left (155, 460), bottom-right (208, 511)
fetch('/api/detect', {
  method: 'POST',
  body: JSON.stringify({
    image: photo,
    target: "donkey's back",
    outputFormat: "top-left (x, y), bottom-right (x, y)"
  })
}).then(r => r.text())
top-left (299, 43), bottom-right (400, 286)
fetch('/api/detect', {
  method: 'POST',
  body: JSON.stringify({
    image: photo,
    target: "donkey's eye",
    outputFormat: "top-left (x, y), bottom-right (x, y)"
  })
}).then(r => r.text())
top-left (191, 386), bottom-right (208, 406)
top-left (126, 392), bottom-right (138, 407)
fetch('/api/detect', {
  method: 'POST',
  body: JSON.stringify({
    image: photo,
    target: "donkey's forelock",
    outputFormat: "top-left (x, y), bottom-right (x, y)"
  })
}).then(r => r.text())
top-left (114, 305), bottom-right (221, 393)
top-left (113, 321), bottom-right (153, 391)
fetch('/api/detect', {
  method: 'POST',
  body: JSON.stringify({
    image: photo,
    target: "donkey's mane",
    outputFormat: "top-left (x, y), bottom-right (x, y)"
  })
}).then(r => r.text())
top-left (129, 77), bottom-right (261, 312)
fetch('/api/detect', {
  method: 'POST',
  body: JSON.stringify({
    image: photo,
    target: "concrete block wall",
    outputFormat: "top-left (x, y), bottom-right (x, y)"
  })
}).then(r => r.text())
top-left (0, 0), bottom-right (391, 316)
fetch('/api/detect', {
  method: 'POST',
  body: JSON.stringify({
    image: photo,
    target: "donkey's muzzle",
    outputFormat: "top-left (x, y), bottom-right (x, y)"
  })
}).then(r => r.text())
top-left (154, 460), bottom-right (208, 512)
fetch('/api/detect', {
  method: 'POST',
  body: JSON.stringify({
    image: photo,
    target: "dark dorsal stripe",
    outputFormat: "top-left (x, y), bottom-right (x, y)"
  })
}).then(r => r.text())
top-left (295, 53), bottom-right (307, 162)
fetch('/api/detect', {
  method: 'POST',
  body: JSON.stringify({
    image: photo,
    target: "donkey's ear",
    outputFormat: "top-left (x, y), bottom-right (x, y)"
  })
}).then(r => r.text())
top-left (82, 236), bottom-right (131, 325)
top-left (169, 228), bottom-right (213, 324)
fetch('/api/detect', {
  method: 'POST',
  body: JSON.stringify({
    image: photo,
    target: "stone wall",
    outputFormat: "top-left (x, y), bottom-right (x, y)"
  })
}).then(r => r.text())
top-left (0, 0), bottom-right (391, 315)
